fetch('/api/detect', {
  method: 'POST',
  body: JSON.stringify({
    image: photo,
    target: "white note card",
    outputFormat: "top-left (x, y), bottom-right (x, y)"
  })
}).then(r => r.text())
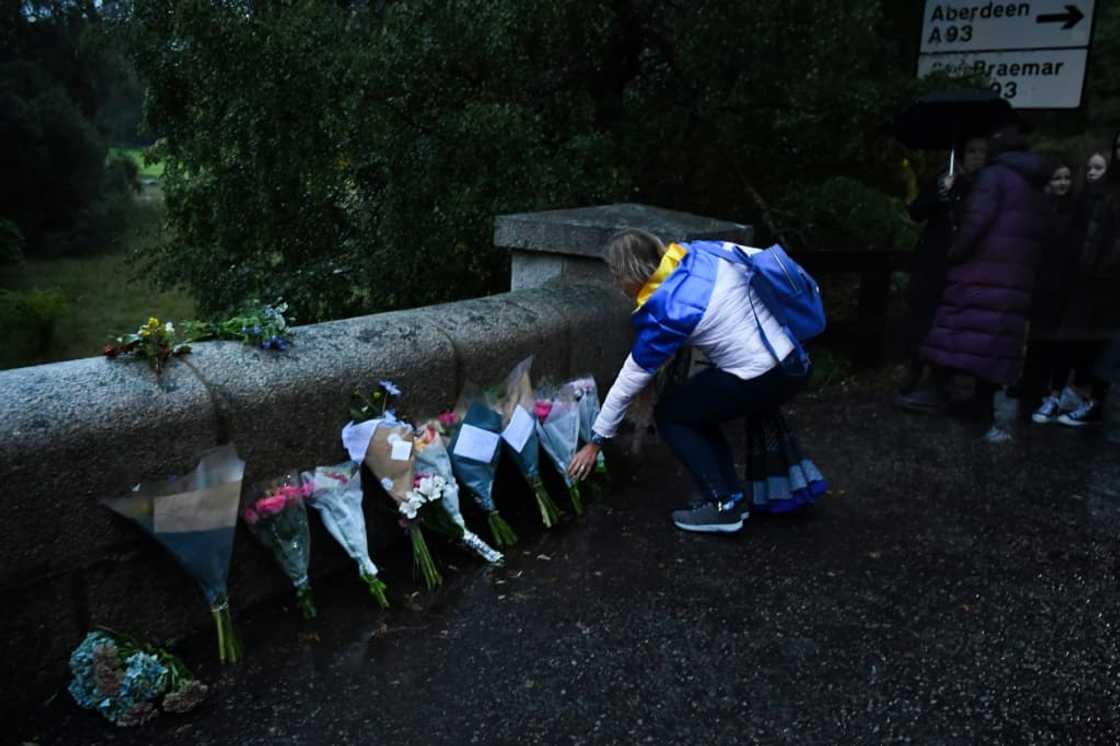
top-left (390, 439), bottom-right (413, 461)
top-left (453, 423), bottom-right (500, 463)
top-left (501, 405), bottom-right (534, 453)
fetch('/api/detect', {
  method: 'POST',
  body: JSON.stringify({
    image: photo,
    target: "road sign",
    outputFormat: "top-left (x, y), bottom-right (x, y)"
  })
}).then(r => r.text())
top-left (917, 48), bottom-right (1088, 108)
top-left (921, 1), bottom-right (1095, 53)
top-left (918, 1), bottom-right (1095, 108)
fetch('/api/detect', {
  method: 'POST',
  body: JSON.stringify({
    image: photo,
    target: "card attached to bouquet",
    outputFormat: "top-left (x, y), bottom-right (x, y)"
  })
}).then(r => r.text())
top-left (501, 405), bottom-right (534, 453)
top-left (454, 423), bottom-right (500, 463)
top-left (390, 438), bottom-right (413, 461)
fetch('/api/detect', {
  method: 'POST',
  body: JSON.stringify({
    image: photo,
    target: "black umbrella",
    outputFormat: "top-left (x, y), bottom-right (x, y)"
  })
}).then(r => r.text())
top-left (889, 88), bottom-right (1014, 174)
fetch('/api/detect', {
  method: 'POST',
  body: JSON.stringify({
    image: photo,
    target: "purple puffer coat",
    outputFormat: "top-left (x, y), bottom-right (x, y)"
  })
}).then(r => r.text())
top-left (920, 150), bottom-right (1052, 384)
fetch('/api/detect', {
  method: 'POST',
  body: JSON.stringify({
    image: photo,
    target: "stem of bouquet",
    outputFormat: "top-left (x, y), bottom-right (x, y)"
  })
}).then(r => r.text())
top-left (409, 524), bottom-right (442, 590)
top-left (460, 530), bottom-right (505, 564)
top-left (567, 482), bottom-right (584, 516)
top-left (294, 579), bottom-right (317, 620)
top-left (361, 571), bottom-right (390, 608)
top-left (530, 477), bottom-right (562, 525)
top-left (210, 596), bottom-right (241, 664)
top-left (487, 510), bottom-right (519, 547)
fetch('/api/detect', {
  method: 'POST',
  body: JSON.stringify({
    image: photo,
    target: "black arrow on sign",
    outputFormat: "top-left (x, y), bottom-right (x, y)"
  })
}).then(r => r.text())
top-left (1036, 4), bottom-right (1085, 30)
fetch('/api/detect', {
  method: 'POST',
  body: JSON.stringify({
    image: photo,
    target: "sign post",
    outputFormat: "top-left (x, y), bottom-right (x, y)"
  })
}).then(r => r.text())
top-left (918, 1), bottom-right (1096, 108)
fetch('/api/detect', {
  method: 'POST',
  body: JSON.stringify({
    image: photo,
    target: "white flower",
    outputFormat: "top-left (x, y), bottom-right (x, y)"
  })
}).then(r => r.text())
top-left (164, 322), bottom-right (175, 334)
top-left (380, 477), bottom-right (394, 493)
top-left (398, 499), bottom-right (418, 520)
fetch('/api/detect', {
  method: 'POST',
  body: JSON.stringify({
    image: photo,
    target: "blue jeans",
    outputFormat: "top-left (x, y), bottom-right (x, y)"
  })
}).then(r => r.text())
top-left (654, 357), bottom-right (808, 500)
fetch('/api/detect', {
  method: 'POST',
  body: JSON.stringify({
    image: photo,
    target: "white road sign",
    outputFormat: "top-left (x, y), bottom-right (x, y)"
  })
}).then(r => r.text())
top-left (917, 48), bottom-right (1089, 108)
top-left (921, 1), bottom-right (1095, 53)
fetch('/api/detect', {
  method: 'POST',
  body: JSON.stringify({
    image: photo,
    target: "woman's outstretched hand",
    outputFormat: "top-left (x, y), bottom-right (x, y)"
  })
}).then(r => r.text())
top-left (567, 443), bottom-right (601, 482)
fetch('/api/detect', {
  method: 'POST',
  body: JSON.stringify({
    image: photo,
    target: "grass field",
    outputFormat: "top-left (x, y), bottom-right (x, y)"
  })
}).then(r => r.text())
top-left (1, 201), bottom-right (195, 369)
top-left (110, 146), bottom-right (165, 179)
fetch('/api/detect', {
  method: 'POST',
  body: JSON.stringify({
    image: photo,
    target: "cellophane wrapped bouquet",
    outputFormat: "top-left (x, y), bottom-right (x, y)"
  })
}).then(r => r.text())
top-left (534, 383), bottom-right (583, 514)
top-left (566, 375), bottom-right (609, 480)
top-left (242, 472), bottom-right (317, 620)
top-left (490, 356), bottom-right (561, 526)
top-left (344, 415), bottom-right (443, 590)
top-left (414, 420), bottom-right (504, 564)
top-left (100, 444), bottom-right (244, 664)
top-left (445, 397), bottom-right (519, 547)
top-left (302, 461), bottom-right (390, 608)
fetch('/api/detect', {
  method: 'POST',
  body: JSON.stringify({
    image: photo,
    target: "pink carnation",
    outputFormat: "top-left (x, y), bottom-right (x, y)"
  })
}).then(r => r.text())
top-left (534, 400), bottom-right (553, 421)
top-left (438, 410), bottom-right (459, 428)
top-left (242, 507), bottom-right (260, 525)
top-left (255, 494), bottom-right (288, 516)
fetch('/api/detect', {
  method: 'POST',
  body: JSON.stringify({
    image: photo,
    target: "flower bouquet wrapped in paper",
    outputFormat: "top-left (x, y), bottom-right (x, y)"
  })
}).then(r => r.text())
top-left (445, 400), bottom-right (519, 547)
top-left (414, 420), bottom-right (503, 564)
top-left (242, 472), bottom-right (316, 619)
top-left (567, 375), bottom-right (609, 479)
top-left (490, 356), bottom-right (562, 525)
top-left (534, 384), bottom-right (583, 514)
top-left (100, 444), bottom-right (244, 664)
top-left (343, 416), bottom-right (443, 590)
top-left (302, 461), bottom-right (390, 608)
top-left (68, 629), bottom-right (209, 726)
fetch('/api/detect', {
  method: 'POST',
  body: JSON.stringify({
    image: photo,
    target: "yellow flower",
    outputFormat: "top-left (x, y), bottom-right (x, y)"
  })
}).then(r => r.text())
top-left (139, 316), bottom-right (162, 338)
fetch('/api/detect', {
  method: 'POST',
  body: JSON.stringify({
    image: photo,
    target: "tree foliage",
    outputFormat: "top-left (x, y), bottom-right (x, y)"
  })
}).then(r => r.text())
top-left (121, 1), bottom-right (1015, 321)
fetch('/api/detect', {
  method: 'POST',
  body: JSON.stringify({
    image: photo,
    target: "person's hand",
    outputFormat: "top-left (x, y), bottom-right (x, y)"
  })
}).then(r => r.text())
top-left (567, 443), bottom-right (601, 482)
top-left (938, 174), bottom-right (955, 195)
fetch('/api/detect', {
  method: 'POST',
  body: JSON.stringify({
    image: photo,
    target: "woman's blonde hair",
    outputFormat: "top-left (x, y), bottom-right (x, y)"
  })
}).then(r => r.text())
top-left (603, 229), bottom-right (666, 288)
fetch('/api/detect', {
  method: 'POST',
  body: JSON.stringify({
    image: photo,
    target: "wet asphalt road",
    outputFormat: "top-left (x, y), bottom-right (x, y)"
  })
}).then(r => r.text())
top-left (18, 379), bottom-right (1120, 745)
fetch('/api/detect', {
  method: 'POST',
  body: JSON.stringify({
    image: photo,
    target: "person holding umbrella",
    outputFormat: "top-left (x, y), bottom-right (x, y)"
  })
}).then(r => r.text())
top-left (897, 133), bottom-right (988, 397)
top-left (898, 123), bottom-right (1053, 439)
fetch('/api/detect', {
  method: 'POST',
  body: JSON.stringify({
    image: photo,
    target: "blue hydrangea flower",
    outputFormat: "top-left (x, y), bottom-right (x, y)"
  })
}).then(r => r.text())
top-left (68, 631), bottom-right (113, 699)
top-left (120, 652), bottom-right (169, 703)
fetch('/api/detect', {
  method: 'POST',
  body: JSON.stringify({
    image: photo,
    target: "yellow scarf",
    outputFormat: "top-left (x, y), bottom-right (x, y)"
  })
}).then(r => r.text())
top-left (634, 242), bottom-right (688, 310)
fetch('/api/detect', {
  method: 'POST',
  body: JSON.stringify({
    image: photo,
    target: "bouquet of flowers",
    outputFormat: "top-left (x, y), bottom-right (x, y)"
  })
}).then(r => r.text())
top-left (68, 629), bottom-right (208, 727)
top-left (178, 300), bottom-right (294, 351)
top-left (490, 356), bottom-right (562, 525)
top-left (102, 316), bottom-right (191, 376)
top-left (414, 420), bottom-right (503, 564)
top-left (302, 461), bottom-right (390, 608)
top-left (343, 416), bottom-right (443, 590)
top-left (567, 375), bottom-right (609, 479)
top-left (534, 384), bottom-right (584, 514)
top-left (100, 444), bottom-right (244, 664)
top-left (446, 399), bottom-right (519, 547)
top-left (242, 472), bottom-right (316, 619)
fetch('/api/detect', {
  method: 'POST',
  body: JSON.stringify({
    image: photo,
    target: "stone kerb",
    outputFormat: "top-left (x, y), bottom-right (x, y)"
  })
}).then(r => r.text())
top-left (0, 284), bottom-right (631, 718)
top-left (496, 202), bottom-right (754, 290)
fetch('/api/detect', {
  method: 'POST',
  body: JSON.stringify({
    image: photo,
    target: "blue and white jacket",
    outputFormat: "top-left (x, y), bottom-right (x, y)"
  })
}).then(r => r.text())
top-left (591, 241), bottom-right (793, 439)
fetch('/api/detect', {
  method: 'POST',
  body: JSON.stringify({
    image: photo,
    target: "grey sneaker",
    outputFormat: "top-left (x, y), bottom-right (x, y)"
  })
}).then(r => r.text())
top-left (672, 500), bottom-right (744, 533)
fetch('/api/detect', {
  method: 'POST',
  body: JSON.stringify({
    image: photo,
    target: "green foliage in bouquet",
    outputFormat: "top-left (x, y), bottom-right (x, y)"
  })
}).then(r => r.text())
top-left (103, 316), bottom-right (191, 375)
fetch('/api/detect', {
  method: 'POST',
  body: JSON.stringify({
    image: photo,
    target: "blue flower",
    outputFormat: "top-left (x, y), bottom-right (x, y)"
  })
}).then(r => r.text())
top-left (274, 338), bottom-right (289, 351)
top-left (120, 652), bottom-right (169, 702)
top-left (241, 326), bottom-right (248, 334)
top-left (379, 379), bottom-right (401, 397)
top-left (251, 325), bottom-right (263, 336)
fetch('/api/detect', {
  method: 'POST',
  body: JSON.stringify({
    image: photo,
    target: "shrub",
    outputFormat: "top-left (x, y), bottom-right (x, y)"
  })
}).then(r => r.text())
top-left (0, 288), bottom-right (70, 368)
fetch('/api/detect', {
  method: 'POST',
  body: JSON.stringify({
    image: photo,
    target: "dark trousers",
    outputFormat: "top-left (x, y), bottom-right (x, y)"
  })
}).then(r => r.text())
top-left (1023, 339), bottom-right (1074, 398)
top-left (654, 358), bottom-right (807, 500)
top-left (1071, 341), bottom-right (1113, 400)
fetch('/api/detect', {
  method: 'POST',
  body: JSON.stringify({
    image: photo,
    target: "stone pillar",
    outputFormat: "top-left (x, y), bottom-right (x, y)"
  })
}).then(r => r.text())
top-left (495, 203), bottom-right (753, 290)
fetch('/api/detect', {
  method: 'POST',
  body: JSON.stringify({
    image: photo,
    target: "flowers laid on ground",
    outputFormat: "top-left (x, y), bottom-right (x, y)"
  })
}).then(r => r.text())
top-left (568, 375), bottom-right (609, 479)
top-left (448, 397), bottom-right (519, 547)
top-left (491, 356), bottom-right (562, 525)
top-left (100, 444), bottom-right (245, 664)
top-left (351, 378), bottom-right (402, 423)
top-left (535, 384), bottom-right (584, 514)
top-left (344, 402), bottom-right (445, 591)
top-left (102, 316), bottom-right (191, 376)
top-left (242, 473), bottom-right (317, 619)
top-left (414, 419), bottom-right (504, 564)
top-left (68, 629), bottom-right (208, 727)
top-left (303, 462), bottom-right (390, 608)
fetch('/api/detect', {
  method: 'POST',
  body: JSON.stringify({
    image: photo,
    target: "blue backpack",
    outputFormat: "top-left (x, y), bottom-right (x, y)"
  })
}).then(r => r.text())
top-left (692, 241), bottom-right (826, 372)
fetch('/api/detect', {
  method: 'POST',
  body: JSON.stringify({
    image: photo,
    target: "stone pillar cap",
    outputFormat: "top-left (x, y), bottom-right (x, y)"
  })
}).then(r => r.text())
top-left (495, 203), bottom-right (753, 260)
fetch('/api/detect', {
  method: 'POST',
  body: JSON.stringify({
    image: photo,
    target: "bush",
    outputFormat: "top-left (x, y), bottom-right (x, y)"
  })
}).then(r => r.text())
top-left (0, 220), bottom-right (25, 265)
top-left (0, 288), bottom-right (70, 368)
top-left (775, 176), bottom-right (919, 253)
